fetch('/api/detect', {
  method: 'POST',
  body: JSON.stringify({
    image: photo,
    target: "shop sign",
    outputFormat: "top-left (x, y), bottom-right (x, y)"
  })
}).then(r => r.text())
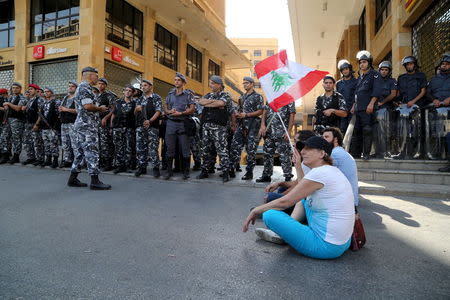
top-left (33, 45), bottom-right (45, 59)
top-left (112, 47), bottom-right (123, 62)
top-left (123, 56), bottom-right (139, 67)
top-left (47, 47), bottom-right (67, 55)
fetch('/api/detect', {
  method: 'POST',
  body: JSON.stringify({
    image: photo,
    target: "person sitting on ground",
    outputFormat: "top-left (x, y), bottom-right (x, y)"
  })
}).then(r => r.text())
top-left (243, 136), bottom-right (355, 259)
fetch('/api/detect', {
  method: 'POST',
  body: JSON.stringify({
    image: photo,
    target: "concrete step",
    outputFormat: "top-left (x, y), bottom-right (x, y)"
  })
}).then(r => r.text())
top-left (358, 168), bottom-right (450, 185)
top-left (355, 158), bottom-right (448, 171)
top-left (359, 181), bottom-right (450, 199)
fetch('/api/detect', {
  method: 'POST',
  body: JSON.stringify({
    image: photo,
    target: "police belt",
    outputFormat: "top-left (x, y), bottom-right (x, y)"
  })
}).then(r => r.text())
top-left (167, 118), bottom-right (185, 122)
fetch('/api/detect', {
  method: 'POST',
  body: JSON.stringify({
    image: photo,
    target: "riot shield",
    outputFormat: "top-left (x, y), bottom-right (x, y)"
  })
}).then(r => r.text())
top-left (374, 107), bottom-right (390, 158)
top-left (394, 104), bottom-right (421, 159)
top-left (424, 105), bottom-right (450, 160)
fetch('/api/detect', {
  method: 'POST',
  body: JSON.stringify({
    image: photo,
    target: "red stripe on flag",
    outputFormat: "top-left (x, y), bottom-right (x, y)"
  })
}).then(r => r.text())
top-left (254, 50), bottom-right (288, 79)
top-left (269, 69), bottom-right (329, 111)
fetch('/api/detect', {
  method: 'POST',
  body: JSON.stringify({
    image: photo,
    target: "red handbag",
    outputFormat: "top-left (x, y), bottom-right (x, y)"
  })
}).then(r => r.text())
top-left (350, 218), bottom-right (366, 251)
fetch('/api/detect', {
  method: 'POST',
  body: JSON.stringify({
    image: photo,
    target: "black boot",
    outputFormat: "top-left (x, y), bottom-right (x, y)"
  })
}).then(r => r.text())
top-left (182, 158), bottom-right (190, 180)
top-left (164, 157), bottom-right (174, 180)
top-left (242, 171), bottom-right (253, 180)
top-left (135, 167), bottom-right (147, 177)
top-left (43, 156), bottom-right (52, 167)
top-left (192, 160), bottom-right (201, 171)
top-left (196, 169), bottom-right (209, 179)
top-left (8, 153), bottom-right (19, 164)
top-left (229, 168), bottom-right (236, 178)
top-left (222, 170), bottom-right (230, 183)
top-left (256, 175), bottom-right (271, 183)
top-left (67, 172), bottom-right (88, 187)
top-left (152, 167), bottom-right (160, 178)
top-left (90, 175), bottom-right (111, 190)
top-left (0, 153), bottom-right (9, 164)
top-left (22, 158), bottom-right (36, 165)
top-left (51, 156), bottom-right (59, 169)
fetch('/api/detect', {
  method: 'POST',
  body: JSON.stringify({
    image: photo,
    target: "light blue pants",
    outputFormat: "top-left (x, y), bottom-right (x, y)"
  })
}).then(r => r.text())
top-left (263, 201), bottom-right (351, 259)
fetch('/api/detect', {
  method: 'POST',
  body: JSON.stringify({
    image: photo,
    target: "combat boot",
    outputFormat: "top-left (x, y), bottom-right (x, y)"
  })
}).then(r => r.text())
top-left (241, 171), bottom-right (253, 180)
top-left (152, 167), bottom-right (160, 178)
top-left (229, 168), bottom-right (236, 178)
top-left (51, 156), bottom-right (59, 169)
top-left (67, 172), bottom-right (88, 187)
top-left (196, 170), bottom-right (209, 179)
top-left (8, 153), bottom-right (20, 164)
top-left (256, 175), bottom-right (271, 183)
top-left (22, 158), bottom-right (36, 165)
top-left (0, 153), bottom-right (9, 164)
top-left (135, 167), bottom-right (147, 177)
top-left (164, 157), bottom-right (174, 180)
top-left (222, 171), bottom-right (230, 183)
top-left (90, 175), bottom-right (111, 190)
top-left (182, 158), bottom-right (190, 180)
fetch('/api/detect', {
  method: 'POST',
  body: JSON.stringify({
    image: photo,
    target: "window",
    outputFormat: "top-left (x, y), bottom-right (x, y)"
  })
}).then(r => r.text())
top-left (240, 49), bottom-right (248, 54)
top-left (186, 44), bottom-right (202, 82)
top-left (375, 0), bottom-right (391, 33)
top-left (104, 61), bottom-right (142, 95)
top-left (105, 0), bottom-right (143, 54)
top-left (267, 50), bottom-right (274, 56)
top-left (254, 49), bottom-right (261, 56)
top-left (0, 0), bottom-right (14, 48)
top-left (208, 60), bottom-right (220, 78)
top-left (154, 24), bottom-right (178, 70)
top-left (31, 0), bottom-right (80, 43)
top-left (359, 8), bottom-right (366, 50)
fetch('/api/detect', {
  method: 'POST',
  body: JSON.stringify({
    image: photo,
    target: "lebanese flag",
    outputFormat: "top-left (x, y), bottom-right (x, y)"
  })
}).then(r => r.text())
top-left (255, 50), bottom-right (328, 111)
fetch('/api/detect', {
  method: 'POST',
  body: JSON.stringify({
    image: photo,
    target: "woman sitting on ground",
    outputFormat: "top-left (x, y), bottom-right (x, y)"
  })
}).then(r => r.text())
top-left (242, 136), bottom-right (355, 259)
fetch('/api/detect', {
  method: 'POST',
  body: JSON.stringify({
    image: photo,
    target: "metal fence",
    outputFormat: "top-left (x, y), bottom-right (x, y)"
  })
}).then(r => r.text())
top-left (104, 61), bottom-right (142, 97)
top-left (412, 0), bottom-right (450, 79)
top-left (0, 67), bottom-right (14, 90)
top-left (30, 58), bottom-right (78, 97)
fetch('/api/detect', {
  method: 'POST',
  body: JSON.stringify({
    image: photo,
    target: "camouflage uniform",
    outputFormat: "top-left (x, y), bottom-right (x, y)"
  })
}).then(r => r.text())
top-left (135, 93), bottom-right (162, 169)
top-left (40, 99), bottom-right (61, 157)
top-left (71, 81), bottom-right (101, 176)
top-left (261, 103), bottom-right (295, 178)
top-left (97, 91), bottom-right (116, 168)
top-left (0, 96), bottom-right (6, 146)
top-left (112, 98), bottom-right (136, 168)
top-left (1, 94), bottom-right (27, 156)
top-left (59, 94), bottom-right (77, 163)
top-left (314, 91), bottom-right (347, 133)
top-left (190, 102), bottom-right (203, 166)
top-left (23, 96), bottom-right (44, 161)
top-left (229, 91), bottom-right (263, 172)
top-left (200, 91), bottom-right (232, 171)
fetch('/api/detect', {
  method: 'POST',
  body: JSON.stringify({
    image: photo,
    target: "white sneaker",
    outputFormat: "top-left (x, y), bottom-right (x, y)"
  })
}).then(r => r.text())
top-left (255, 228), bottom-right (285, 245)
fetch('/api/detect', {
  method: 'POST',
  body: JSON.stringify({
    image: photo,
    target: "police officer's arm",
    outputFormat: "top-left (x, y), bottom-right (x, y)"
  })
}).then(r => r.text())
top-left (83, 103), bottom-right (108, 113)
top-left (245, 109), bottom-right (263, 117)
top-left (178, 104), bottom-right (195, 115)
top-left (287, 112), bottom-right (295, 136)
top-left (202, 99), bottom-right (225, 108)
top-left (4, 102), bottom-right (24, 112)
top-left (258, 109), bottom-right (267, 137)
top-left (408, 87), bottom-right (426, 107)
top-left (380, 89), bottom-right (397, 106)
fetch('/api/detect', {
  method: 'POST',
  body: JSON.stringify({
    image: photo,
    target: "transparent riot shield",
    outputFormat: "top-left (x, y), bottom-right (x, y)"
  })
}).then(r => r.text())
top-left (374, 107), bottom-right (390, 158)
top-left (425, 105), bottom-right (450, 160)
top-left (395, 104), bottom-right (421, 159)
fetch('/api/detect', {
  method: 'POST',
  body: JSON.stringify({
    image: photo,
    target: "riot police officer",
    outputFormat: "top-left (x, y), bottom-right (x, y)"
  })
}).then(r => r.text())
top-left (38, 87), bottom-right (61, 168)
top-left (67, 66), bottom-right (111, 190)
top-left (374, 61), bottom-right (397, 158)
top-left (22, 84), bottom-right (44, 166)
top-left (229, 77), bottom-right (264, 180)
top-left (336, 60), bottom-right (358, 133)
top-left (394, 56), bottom-right (428, 159)
top-left (163, 72), bottom-right (195, 180)
top-left (314, 76), bottom-right (348, 133)
top-left (97, 78), bottom-right (116, 171)
top-left (350, 51), bottom-right (383, 160)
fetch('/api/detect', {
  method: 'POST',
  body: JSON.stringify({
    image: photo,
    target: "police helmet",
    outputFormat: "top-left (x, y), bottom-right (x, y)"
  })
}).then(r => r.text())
top-left (337, 59), bottom-right (353, 72)
top-left (378, 61), bottom-right (392, 70)
top-left (401, 56), bottom-right (417, 66)
top-left (356, 50), bottom-right (373, 64)
top-left (439, 52), bottom-right (450, 65)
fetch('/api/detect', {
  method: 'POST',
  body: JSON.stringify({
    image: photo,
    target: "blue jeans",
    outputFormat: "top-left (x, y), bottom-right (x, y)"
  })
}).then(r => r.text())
top-left (266, 187), bottom-right (294, 215)
top-left (263, 201), bottom-right (351, 259)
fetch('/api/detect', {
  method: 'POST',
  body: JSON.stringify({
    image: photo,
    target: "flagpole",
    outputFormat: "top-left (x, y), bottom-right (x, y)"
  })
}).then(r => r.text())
top-left (276, 112), bottom-right (296, 153)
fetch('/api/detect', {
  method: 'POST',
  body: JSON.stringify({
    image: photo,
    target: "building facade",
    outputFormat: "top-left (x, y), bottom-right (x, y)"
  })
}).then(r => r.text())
top-left (0, 0), bottom-right (250, 99)
top-left (288, 0), bottom-right (449, 129)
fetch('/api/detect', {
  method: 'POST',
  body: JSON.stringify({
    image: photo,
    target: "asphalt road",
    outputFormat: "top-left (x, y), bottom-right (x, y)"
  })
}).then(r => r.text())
top-left (0, 165), bottom-right (449, 299)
